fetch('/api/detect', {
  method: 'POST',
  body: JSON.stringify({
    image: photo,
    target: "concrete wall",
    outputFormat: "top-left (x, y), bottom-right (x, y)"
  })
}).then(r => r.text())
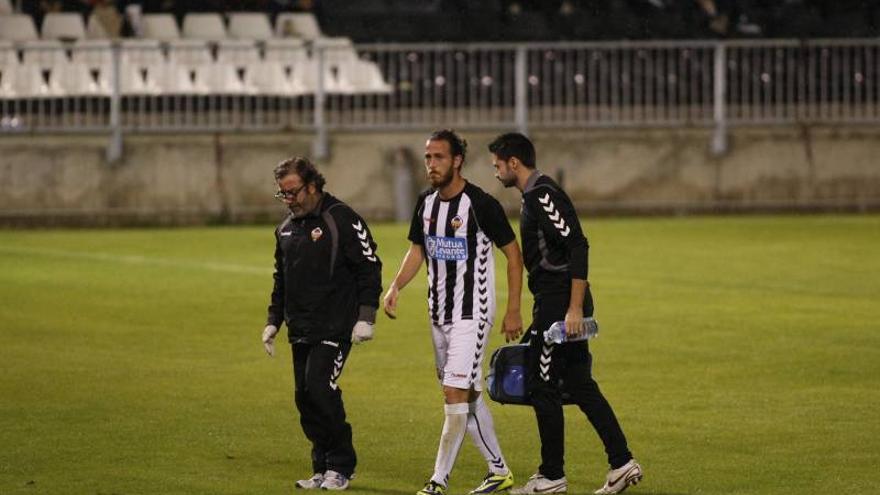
top-left (1, 126), bottom-right (879, 225)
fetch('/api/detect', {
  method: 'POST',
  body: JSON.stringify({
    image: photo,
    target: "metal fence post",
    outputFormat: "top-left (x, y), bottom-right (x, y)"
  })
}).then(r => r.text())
top-left (312, 46), bottom-right (329, 160)
top-left (711, 42), bottom-right (728, 156)
top-left (106, 41), bottom-right (123, 164)
top-left (515, 45), bottom-right (528, 135)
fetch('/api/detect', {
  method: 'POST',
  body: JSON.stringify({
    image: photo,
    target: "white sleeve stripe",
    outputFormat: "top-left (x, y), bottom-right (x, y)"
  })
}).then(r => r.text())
top-left (538, 192), bottom-right (570, 237)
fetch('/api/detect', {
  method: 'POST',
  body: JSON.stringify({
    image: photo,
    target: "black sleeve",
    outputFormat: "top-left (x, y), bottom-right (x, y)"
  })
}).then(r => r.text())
top-left (529, 185), bottom-right (589, 280)
top-left (473, 191), bottom-right (516, 248)
top-left (336, 206), bottom-right (383, 323)
top-left (266, 229), bottom-right (285, 327)
top-left (407, 191), bottom-right (428, 245)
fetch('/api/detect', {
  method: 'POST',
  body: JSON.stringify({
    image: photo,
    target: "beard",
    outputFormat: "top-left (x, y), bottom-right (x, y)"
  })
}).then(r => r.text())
top-left (497, 174), bottom-right (517, 188)
top-left (428, 166), bottom-right (455, 189)
top-left (289, 202), bottom-right (306, 217)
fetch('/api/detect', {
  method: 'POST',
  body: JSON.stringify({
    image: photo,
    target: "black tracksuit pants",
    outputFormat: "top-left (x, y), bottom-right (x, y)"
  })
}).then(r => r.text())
top-left (526, 292), bottom-right (632, 480)
top-left (292, 340), bottom-right (356, 478)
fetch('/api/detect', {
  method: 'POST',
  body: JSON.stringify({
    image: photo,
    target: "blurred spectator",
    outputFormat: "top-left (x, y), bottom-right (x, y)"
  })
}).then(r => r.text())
top-left (90, 0), bottom-right (123, 37)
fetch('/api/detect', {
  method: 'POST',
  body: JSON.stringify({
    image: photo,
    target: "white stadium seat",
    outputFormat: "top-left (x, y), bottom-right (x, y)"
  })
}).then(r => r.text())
top-left (141, 14), bottom-right (180, 41)
top-left (0, 14), bottom-right (40, 41)
top-left (41, 12), bottom-right (86, 40)
top-left (337, 60), bottom-right (393, 94)
top-left (313, 37), bottom-right (358, 68)
top-left (182, 13), bottom-right (227, 41)
top-left (3, 64), bottom-right (53, 98)
top-left (144, 63), bottom-right (196, 94)
top-left (121, 39), bottom-right (164, 69)
top-left (49, 62), bottom-right (102, 96)
top-left (274, 13), bottom-right (322, 40)
top-left (0, 59), bottom-right (15, 98)
top-left (227, 12), bottom-right (274, 41)
top-left (21, 40), bottom-right (68, 69)
top-left (264, 38), bottom-right (308, 67)
top-left (216, 39), bottom-right (260, 67)
top-left (167, 39), bottom-right (212, 66)
top-left (0, 39), bottom-right (18, 65)
top-left (192, 63), bottom-right (246, 94)
top-left (0, 64), bottom-right (10, 97)
top-left (71, 39), bottom-right (113, 69)
top-left (290, 60), bottom-right (342, 94)
top-left (98, 63), bottom-right (148, 95)
top-left (244, 62), bottom-right (306, 96)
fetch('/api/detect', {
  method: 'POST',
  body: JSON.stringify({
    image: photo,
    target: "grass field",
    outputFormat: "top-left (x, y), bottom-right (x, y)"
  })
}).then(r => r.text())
top-left (1, 215), bottom-right (879, 495)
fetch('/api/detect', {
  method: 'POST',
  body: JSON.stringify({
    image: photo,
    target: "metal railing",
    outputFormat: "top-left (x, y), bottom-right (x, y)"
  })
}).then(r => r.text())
top-left (2, 38), bottom-right (879, 157)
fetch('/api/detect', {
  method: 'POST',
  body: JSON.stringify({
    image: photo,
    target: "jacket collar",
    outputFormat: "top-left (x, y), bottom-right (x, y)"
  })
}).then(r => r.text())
top-left (524, 170), bottom-right (544, 193)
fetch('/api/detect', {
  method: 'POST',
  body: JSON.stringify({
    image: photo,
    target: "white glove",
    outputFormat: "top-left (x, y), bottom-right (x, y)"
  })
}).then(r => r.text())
top-left (262, 324), bottom-right (280, 356)
top-left (351, 321), bottom-right (374, 345)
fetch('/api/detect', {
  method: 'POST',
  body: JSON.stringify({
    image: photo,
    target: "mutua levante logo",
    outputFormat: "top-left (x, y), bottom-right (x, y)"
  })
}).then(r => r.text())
top-left (425, 235), bottom-right (468, 261)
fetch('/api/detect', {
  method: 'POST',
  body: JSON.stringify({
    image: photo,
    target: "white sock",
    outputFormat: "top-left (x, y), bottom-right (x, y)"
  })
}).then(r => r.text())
top-left (467, 395), bottom-right (509, 475)
top-left (431, 402), bottom-right (469, 486)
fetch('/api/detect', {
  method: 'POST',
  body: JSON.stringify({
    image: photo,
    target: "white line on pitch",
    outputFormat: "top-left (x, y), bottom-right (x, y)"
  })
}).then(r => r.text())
top-left (0, 245), bottom-right (270, 275)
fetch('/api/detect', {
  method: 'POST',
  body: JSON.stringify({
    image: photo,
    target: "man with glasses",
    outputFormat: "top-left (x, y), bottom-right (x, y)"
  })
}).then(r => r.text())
top-left (261, 156), bottom-right (382, 491)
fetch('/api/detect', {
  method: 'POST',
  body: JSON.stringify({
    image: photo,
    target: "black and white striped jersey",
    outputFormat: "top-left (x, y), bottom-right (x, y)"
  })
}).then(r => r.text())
top-left (409, 182), bottom-right (516, 325)
top-left (520, 171), bottom-right (589, 296)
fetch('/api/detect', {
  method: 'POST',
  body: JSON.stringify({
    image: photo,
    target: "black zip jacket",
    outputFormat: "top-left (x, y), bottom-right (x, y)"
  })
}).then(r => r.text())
top-left (266, 193), bottom-right (382, 343)
top-left (520, 171), bottom-right (589, 297)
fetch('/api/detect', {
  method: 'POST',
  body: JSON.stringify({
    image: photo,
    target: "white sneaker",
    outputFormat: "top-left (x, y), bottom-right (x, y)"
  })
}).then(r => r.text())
top-left (296, 473), bottom-right (324, 489)
top-left (320, 470), bottom-right (351, 491)
top-left (510, 473), bottom-right (567, 494)
top-left (594, 460), bottom-right (643, 495)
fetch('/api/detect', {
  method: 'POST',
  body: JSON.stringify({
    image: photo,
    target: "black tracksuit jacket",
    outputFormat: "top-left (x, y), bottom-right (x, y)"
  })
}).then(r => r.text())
top-left (520, 171), bottom-right (590, 299)
top-left (266, 193), bottom-right (382, 343)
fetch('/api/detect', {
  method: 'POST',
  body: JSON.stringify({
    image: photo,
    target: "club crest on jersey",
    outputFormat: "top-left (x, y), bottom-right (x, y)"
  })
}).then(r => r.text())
top-left (450, 215), bottom-right (463, 230)
top-left (425, 235), bottom-right (468, 261)
top-left (311, 227), bottom-right (323, 241)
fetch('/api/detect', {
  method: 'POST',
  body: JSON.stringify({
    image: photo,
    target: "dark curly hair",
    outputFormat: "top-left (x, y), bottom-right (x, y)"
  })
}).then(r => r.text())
top-left (488, 132), bottom-right (536, 169)
top-left (273, 156), bottom-right (326, 192)
top-left (429, 129), bottom-right (468, 166)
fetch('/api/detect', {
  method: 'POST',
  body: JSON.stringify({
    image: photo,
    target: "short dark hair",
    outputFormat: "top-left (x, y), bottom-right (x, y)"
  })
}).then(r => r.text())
top-left (488, 133), bottom-right (536, 169)
top-left (429, 129), bottom-right (468, 165)
top-left (273, 156), bottom-right (326, 192)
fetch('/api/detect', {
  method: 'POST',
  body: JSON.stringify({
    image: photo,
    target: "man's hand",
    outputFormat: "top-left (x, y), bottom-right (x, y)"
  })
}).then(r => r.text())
top-left (564, 307), bottom-right (584, 338)
top-left (351, 321), bottom-right (374, 344)
top-left (382, 285), bottom-right (399, 319)
top-left (262, 324), bottom-right (280, 357)
top-left (501, 309), bottom-right (523, 343)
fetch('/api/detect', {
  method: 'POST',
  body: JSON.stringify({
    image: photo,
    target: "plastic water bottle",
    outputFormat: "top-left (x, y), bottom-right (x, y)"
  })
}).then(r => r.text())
top-left (543, 317), bottom-right (599, 344)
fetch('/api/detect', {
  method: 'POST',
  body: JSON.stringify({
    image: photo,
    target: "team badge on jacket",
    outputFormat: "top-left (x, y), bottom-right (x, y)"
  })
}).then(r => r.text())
top-left (450, 215), bottom-right (463, 230)
top-left (311, 227), bottom-right (323, 241)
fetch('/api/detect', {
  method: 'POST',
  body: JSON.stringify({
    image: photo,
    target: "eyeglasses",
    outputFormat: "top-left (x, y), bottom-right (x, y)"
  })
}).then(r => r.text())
top-left (274, 183), bottom-right (307, 201)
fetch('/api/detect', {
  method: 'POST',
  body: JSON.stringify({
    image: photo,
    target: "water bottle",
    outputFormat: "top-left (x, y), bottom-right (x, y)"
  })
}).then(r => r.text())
top-left (543, 317), bottom-right (599, 344)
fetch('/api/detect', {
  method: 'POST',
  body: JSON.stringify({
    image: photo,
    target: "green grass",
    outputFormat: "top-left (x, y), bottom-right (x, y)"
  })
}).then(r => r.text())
top-left (1, 215), bottom-right (879, 495)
